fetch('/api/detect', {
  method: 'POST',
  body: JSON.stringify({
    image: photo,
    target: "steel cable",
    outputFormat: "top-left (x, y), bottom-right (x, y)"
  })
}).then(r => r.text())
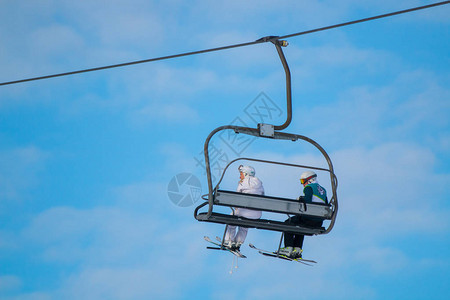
top-left (1, 1), bottom-right (448, 87)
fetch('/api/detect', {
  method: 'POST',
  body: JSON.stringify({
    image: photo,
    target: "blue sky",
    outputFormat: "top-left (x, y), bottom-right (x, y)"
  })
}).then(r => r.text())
top-left (0, 1), bottom-right (449, 299)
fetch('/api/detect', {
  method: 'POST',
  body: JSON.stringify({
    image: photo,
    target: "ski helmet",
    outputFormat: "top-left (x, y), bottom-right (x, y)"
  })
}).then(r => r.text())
top-left (300, 170), bottom-right (317, 184)
top-left (238, 165), bottom-right (255, 177)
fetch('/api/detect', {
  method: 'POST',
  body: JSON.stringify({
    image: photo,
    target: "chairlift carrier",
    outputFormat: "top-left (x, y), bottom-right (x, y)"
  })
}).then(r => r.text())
top-left (194, 38), bottom-right (338, 236)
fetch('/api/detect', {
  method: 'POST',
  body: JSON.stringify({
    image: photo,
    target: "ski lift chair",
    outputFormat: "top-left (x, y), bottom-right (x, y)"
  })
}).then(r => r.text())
top-left (194, 125), bottom-right (338, 236)
top-left (194, 38), bottom-right (338, 252)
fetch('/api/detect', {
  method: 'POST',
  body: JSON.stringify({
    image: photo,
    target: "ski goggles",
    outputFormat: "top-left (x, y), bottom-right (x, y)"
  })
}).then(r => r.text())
top-left (300, 175), bottom-right (316, 184)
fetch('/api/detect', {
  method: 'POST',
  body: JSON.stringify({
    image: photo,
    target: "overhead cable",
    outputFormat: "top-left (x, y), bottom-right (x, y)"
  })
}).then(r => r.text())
top-left (1, 1), bottom-right (448, 87)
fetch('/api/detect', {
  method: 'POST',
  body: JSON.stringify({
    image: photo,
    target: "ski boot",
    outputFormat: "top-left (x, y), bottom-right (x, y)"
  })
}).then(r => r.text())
top-left (223, 240), bottom-right (233, 249)
top-left (292, 247), bottom-right (303, 259)
top-left (278, 246), bottom-right (293, 257)
top-left (231, 242), bottom-right (242, 251)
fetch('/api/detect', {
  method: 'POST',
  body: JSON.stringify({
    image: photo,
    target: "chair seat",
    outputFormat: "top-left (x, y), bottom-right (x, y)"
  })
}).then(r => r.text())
top-left (196, 212), bottom-right (326, 235)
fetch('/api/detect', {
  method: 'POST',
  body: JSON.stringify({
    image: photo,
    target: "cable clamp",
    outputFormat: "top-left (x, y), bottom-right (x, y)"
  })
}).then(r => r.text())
top-left (256, 35), bottom-right (279, 43)
top-left (258, 123), bottom-right (275, 138)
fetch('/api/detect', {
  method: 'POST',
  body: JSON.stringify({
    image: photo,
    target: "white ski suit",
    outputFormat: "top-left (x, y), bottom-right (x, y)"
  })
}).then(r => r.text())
top-left (224, 176), bottom-right (264, 244)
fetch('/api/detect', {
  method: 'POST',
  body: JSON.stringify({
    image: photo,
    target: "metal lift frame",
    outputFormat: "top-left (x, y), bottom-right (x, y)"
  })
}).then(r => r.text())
top-left (194, 127), bottom-right (338, 235)
top-left (194, 38), bottom-right (338, 236)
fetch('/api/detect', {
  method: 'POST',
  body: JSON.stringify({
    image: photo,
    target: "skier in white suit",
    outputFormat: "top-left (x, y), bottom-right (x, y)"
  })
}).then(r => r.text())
top-left (224, 165), bottom-right (264, 250)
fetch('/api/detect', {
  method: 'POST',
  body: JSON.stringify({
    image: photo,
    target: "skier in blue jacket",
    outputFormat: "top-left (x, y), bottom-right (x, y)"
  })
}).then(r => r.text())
top-left (279, 170), bottom-right (328, 258)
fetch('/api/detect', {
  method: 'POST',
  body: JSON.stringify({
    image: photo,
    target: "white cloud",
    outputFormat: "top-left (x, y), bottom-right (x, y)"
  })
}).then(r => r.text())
top-left (12, 199), bottom-right (210, 299)
top-left (58, 266), bottom-right (178, 300)
top-left (0, 146), bottom-right (47, 201)
top-left (393, 75), bottom-right (450, 140)
top-left (334, 142), bottom-right (449, 234)
top-left (111, 180), bottom-right (168, 208)
top-left (133, 102), bottom-right (200, 123)
top-left (30, 25), bottom-right (85, 58)
top-left (0, 275), bottom-right (22, 293)
top-left (0, 1), bottom-right (166, 84)
top-left (3, 141), bottom-right (448, 299)
top-left (1, 2), bottom-right (449, 299)
top-left (354, 246), bottom-right (409, 273)
top-left (291, 68), bottom-right (450, 151)
top-left (231, 138), bottom-right (450, 239)
top-left (294, 44), bottom-right (394, 71)
top-left (21, 206), bottom-right (161, 265)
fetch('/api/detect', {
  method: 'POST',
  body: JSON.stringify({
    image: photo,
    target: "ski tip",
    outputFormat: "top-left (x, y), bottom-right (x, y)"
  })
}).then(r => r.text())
top-left (204, 236), bottom-right (211, 241)
top-left (295, 259), bottom-right (314, 266)
top-left (248, 243), bottom-right (255, 248)
top-left (299, 259), bottom-right (317, 264)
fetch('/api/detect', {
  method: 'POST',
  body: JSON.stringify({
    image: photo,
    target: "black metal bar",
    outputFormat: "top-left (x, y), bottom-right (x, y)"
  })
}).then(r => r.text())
top-left (221, 225), bottom-right (228, 249)
top-left (279, 1), bottom-right (450, 40)
top-left (277, 233), bottom-right (284, 257)
top-left (272, 40), bottom-right (292, 131)
top-left (196, 212), bottom-right (326, 235)
top-left (213, 156), bottom-right (335, 193)
top-left (200, 125), bottom-right (258, 219)
top-left (4, 1), bottom-right (448, 87)
top-left (195, 125), bottom-right (338, 235)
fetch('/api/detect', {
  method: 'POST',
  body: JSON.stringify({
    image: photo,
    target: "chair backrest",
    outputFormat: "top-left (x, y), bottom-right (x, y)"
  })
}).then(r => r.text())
top-left (196, 125), bottom-right (339, 235)
top-left (214, 190), bottom-right (333, 220)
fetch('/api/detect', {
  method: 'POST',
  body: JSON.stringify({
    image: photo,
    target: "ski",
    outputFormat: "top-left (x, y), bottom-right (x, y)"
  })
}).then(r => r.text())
top-left (204, 236), bottom-right (246, 258)
top-left (249, 243), bottom-right (316, 265)
top-left (216, 236), bottom-right (245, 256)
top-left (214, 236), bottom-right (247, 258)
top-left (207, 246), bottom-right (223, 250)
top-left (249, 243), bottom-right (317, 263)
top-left (258, 251), bottom-right (313, 266)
